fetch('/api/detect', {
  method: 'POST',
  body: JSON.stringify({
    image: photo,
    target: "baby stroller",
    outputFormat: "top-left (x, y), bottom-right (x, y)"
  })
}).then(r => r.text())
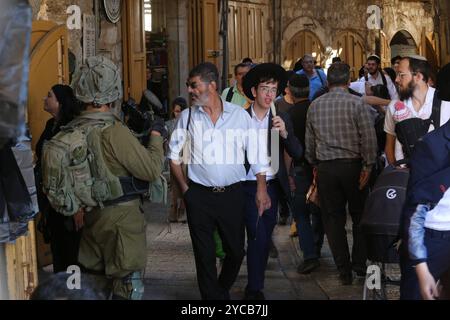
top-left (360, 163), bottom-right (409, 300)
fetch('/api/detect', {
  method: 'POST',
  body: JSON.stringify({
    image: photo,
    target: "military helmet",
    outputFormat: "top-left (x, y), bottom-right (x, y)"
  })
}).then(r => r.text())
top-left (71, 55), bottom-right (123, 105)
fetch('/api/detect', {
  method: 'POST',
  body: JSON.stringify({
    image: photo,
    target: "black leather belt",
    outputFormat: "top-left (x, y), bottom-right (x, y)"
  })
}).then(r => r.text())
top-left (188, 180), bottom-right (241, 193)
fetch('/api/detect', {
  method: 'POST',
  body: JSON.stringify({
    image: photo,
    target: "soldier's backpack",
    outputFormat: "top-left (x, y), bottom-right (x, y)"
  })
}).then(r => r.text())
top-left (41, 112), bottom-right (125, 216)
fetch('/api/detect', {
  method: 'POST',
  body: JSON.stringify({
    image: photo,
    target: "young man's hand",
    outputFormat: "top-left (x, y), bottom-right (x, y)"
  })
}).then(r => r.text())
top-left (272, 116), bottom-right (288, 139)
top-left (416, 262), bottom-right (439, 300)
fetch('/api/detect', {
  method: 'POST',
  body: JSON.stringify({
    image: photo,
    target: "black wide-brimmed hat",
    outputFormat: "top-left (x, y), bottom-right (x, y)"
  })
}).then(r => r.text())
top-left (242, 63), bottom-right (287, 100)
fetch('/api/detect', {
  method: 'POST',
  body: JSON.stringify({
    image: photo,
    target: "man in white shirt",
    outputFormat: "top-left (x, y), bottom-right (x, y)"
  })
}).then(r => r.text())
top-left (384, 56), bottom-right (450, 164)
top-left (168, 62), bottom-right (263, 300)
top-left (360, 55), bottom-right (399, 101)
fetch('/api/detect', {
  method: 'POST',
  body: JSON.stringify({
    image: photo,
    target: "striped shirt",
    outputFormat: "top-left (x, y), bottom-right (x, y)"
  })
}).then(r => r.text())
top-left (305, 87), bottom-right (377, 170)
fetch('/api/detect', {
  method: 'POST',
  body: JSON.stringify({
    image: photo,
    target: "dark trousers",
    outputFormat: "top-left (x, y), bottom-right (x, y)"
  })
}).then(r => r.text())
top-left (184, 182), bottom-right (245, 300)
top-left (293, 164), bottom-right (324, 260)
top-left (244, 182), bottom-right (279, 292)
top-left (317, 160), bottom-right (368, 274)
top-left (400, 229), bottom-right (450, 300)
top-left (47, 208), bottom-right (82, 273)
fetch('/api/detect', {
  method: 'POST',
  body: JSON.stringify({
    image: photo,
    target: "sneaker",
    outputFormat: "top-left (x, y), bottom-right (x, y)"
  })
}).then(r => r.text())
top-left (339, 272), bottom-right (353, 285)
top-left (244, 288), bottom-right (266, 300)
top-left (297, 259), bottom-right (320, 274)
top-left (268, 241), bottom-right (279, 259)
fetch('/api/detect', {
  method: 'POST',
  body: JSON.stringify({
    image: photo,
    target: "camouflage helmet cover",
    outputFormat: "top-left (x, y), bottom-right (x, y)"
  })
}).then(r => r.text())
top-left (71, 55), bottom-right (123, 105)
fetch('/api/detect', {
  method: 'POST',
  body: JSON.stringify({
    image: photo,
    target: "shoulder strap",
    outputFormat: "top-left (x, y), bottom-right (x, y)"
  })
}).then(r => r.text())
top-left (186, 107), bottom-right (192, 131)
top-left (225, 87), bottom-right (234, 103)
top-left (317, 70), bottom-right (325, 86)
top-left (431, 90), bottom-right (442, 129)
top-left (380, 70), bottom-right (387, 87)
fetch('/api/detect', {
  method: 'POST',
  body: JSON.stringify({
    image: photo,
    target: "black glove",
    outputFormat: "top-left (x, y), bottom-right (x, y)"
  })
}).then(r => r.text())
top-left (150, 118), bottom-right (168, 139)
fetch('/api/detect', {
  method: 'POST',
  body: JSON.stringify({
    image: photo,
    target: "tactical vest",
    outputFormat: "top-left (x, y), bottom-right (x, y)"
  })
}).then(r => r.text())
top-left (41, 112), bottom-right (125, 216)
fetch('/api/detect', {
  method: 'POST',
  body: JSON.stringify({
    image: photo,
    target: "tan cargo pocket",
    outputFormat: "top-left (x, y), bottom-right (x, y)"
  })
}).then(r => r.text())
top-left (115, 215), bottom-right (146, 272)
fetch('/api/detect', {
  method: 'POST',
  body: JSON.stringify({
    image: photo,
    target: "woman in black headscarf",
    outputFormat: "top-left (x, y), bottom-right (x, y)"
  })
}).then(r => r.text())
top-left (35, 84), bottom-right (81, 273)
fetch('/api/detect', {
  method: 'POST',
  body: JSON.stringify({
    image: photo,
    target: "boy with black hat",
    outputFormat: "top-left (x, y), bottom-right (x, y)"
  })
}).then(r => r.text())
top-left (242, 63), bottom-right (302, 299)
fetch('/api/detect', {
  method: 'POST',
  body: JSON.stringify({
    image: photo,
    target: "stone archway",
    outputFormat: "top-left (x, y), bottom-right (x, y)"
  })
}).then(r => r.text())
top-left (282, 16), bottom-right (326, 69)
top-left (333, 31), bottom-right (366, 80)
top-left (389, 30), bottom-right (418, 58)
top-left (283, 30), bottom-right (324, 70)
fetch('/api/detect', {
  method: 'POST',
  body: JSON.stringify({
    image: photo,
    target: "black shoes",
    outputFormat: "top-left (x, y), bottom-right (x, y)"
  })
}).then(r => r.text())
top-left (297, 259), bottom-right (320, 274)
top-left (352, 266), bottom-right (367, 277)
top-left (339, 272), bottom-right (353, 285)
top-left (244, 288), bottom-right (266, 300)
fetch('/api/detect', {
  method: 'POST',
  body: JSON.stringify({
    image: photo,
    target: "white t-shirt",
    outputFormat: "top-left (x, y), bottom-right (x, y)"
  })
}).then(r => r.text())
top-left (384, 86), bottom-right (450, 161)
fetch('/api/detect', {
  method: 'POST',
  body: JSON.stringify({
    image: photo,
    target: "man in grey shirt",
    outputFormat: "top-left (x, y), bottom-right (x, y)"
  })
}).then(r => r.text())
top-left (305, 62), bottom-right (377, 285)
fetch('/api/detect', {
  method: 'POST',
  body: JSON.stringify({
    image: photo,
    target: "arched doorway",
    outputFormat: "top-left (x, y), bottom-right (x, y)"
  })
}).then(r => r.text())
top-left (333, 31), bottom-right (366, 81)
top-left (283, 30), bottom-right (323, 70)
top-left (390, 30), bottom-right (417, 59)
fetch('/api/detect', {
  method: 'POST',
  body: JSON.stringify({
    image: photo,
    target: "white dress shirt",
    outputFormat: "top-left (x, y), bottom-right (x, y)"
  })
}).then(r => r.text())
top-left (359, 71), bottom-right (399, 101)
top-left (384, 86), bottom-right (450, 161)
top-left (168, 99), bottom-right (264, 187)
top-left (245, 106), bottom-right (274, 181)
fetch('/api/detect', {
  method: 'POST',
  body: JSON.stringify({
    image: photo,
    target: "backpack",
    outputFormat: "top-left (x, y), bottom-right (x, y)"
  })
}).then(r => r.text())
top-left (360, 163), bottom-right (409, 263)
top-left (41, 113), bottom-right (124, 216)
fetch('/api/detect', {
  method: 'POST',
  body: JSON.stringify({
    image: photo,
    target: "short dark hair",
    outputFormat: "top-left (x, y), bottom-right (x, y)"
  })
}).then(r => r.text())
top-left (242, 57), bottom-right (253, 64)
top-left (402, 56), bottom-right (432, 83)
top-left (234, 63), bottom-right (250, 76)
top-left (391, 55), bottom-right (402, 65)
top-left (383, 67), bottom-right (396, 84)
top-left (327, 62), bottom-right (350, 86)
top-left (288, 73), bottom-right (309, 99)
top-left (189, 62), bottom-right (219, 85)
top-left (332, 57), bottom-right (342, 64)
top-left (367, 55), bottom-right (381, 65)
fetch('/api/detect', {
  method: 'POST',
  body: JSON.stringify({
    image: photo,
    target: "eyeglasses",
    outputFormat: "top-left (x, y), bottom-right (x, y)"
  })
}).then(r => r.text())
top-left (259, 86), bottom-right (278, 95)
top-left (396, 71), bottom-right (417, 79)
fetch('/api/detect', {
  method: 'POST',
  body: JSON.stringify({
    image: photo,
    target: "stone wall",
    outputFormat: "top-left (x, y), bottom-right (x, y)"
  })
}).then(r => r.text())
top-left (279, 0), bottom-right (440, 66)
top-left (30, 0), bottom-right (123, 83)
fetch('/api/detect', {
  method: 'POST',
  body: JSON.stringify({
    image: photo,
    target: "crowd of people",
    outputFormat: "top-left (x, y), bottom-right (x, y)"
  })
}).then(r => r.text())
top-left (30, 50), bottom-right (450, 301)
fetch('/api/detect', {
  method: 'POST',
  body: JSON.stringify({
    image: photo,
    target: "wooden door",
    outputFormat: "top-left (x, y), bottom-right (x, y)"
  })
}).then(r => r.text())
top-left (122, 0), bottom-right (146, 101)
top-left (227, 1), bottom-right (267, 82)
top-left (203, 0), bottom-right (219, 65)
top-left (4, 20), bottom-right (70, 300)
top-left (188, 0), bottom-right (219, 69)
top-left (334, 31), bottom-right (366, 81)
top-left (285, 30), bottom-right (323, 70)
top-left (28, 21), bottom-right (69, 152)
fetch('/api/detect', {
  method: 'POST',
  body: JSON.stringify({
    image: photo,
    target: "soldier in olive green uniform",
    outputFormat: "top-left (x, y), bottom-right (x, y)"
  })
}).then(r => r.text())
top-left (70, 56), bottom-right (165, 300)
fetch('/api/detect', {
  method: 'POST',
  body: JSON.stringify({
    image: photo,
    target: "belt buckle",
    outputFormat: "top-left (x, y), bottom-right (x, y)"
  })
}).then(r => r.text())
top-left (212, 186), bottom-right (225, 193)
